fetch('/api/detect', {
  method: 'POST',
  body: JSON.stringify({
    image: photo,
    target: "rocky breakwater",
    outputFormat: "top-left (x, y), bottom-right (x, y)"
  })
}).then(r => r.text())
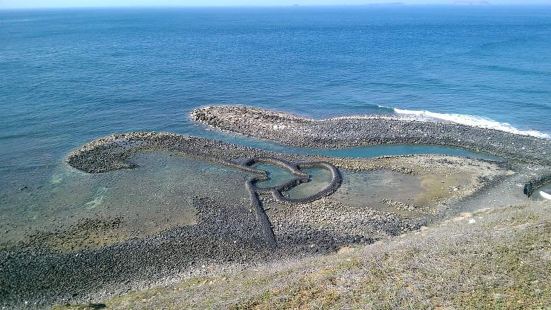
top-left (192, 105), bottom-right (551, 197)
top-left (1, 132), bottom-right (349, 307)
top-left (191, 105), bottom-right (551, 166)
top-left (67, 132), bottom-right (344, 249)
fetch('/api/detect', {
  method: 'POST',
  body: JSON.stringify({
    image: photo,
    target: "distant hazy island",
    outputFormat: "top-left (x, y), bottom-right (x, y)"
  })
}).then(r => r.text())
top-left (1, 5), bottom-right (551, 309)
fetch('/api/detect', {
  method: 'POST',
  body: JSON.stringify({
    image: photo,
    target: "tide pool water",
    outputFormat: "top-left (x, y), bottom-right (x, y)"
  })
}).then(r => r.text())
top-left (253, 163), bottom-right (297, 189)
top-left (0, 151), bottom-right (252, 247)
top-left (1, 6), bottom-right (551, 228)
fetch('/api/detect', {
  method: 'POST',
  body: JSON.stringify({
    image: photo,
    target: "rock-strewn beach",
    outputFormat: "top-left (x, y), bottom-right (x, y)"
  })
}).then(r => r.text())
top-left (1, 131), bottom-right (509, 307)
top-left (2, 106), bottom-right (550, 309)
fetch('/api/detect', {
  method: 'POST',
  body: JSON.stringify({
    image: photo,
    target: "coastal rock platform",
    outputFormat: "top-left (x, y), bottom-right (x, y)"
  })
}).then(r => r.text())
top-left (192, 105), bottom-right (551, 166)
top-left (0, 131), bottom-right (508, 307)
top-left (192, 105), bottom-right (551, 197)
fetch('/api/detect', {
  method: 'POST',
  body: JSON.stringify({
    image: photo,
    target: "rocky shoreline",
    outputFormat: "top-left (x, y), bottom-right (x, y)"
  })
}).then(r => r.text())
top-left (0, 131), bottom-right (508, 308)
top-left (191, 105), bottom-right (551, 166)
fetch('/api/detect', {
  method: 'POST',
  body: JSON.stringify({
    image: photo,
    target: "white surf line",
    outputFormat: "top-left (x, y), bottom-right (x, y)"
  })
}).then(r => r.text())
top-left (540, 190), bottom-right (551, 200)
top-left (321, 107), bottom-right (550, 139)
top-left (194, 105), bottom-right (551, 139)
top-left (392, 108), bottom-right (550, 139)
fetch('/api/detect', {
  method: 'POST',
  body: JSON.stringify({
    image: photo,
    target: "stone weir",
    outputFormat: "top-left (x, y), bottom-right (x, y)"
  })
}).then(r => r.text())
top-left (1, 131), bottom-right (510, 307)
top-left (191, 105), bottom-right (551, 166)
top-left (242, 157), bottom-right (342, 248)
top-left (67, 132), bottom-right (343, 248)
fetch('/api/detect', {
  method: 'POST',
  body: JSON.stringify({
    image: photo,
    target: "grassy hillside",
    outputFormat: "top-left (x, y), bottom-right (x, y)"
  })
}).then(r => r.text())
top-left (58, 202), bottom-right (550, 309)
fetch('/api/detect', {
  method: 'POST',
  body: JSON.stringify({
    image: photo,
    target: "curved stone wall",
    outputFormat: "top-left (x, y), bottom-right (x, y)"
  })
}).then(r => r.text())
top-left (66, 133), bottom-right (343, 248)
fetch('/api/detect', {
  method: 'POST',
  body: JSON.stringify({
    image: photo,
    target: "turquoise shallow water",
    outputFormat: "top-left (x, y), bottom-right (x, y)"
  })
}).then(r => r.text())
top-left (253, 163), bottom-right (296, 189)
top-left (1, 6), bottom-right (550, 224)
top-left (0, 152), bottom-right (251, 245)
top-left (2, 6), bottom-right (551, 176)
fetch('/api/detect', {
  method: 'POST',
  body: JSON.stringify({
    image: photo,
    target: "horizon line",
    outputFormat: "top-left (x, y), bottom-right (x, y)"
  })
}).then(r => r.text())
top-left (2, 3), bottom-right (551, 10)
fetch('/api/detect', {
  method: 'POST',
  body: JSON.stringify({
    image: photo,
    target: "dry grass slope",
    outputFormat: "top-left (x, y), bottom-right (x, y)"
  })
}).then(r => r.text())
top-left (57, 201), bottom-right (550, 309)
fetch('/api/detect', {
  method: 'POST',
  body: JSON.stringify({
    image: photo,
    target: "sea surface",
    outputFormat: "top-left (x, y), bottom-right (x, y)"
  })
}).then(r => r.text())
top-left (1, 6), bottom-right (551, 241)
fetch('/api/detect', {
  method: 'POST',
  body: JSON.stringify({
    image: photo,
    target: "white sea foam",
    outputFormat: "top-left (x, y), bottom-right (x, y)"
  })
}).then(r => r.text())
top-left (392, 108), bottom-right (550, 139)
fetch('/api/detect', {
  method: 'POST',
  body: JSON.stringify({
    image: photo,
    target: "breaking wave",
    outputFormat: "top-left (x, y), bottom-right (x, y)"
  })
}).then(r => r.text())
top-left (392, 108), bottom-right (550, 139)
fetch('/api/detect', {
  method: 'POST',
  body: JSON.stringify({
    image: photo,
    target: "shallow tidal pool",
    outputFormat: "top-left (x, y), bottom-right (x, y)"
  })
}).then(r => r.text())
top-left (0, 152), bottom-right (251, 249)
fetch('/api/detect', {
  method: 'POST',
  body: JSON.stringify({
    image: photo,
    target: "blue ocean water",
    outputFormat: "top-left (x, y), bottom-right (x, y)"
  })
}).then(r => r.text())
top-left (1, 6), bottom-right (551, 188)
